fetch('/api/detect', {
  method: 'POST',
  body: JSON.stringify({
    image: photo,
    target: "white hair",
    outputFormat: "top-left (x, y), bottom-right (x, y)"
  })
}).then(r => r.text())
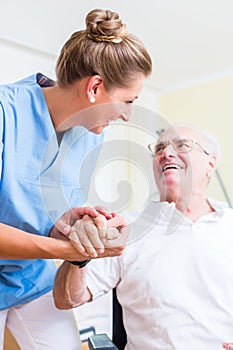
top-left (163, 122), bottom-right (221, 165)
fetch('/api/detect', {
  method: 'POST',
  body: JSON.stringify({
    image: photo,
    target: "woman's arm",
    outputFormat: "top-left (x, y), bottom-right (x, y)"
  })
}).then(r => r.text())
top-left (0, 206), bottom-right (98, 260)
top-left (0, 221), bottom-right (125, 261)
top-left (0, 222), bottom-right (90, 260)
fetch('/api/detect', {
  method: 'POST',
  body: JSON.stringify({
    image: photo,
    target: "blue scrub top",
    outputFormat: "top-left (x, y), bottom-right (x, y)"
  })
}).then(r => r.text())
top-left (0, 73), bottom-right (104, 309)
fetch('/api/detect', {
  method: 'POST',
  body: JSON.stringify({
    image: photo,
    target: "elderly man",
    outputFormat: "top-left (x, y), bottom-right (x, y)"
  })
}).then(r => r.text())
top-left (53, 124), bottom-right (233, 350)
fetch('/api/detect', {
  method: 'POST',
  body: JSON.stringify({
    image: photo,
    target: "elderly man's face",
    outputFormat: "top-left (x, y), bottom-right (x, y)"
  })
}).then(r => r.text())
top-left (152, 126), bottom-right (216, 202)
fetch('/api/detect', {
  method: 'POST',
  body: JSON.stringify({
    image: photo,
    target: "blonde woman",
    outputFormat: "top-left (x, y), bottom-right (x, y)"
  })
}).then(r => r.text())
top-left (0, 8), bottom-right (152, 350)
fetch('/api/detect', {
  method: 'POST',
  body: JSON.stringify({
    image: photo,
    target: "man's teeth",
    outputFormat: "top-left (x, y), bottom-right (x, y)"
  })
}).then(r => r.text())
top-left (163, 164), bottom-right (181, 172)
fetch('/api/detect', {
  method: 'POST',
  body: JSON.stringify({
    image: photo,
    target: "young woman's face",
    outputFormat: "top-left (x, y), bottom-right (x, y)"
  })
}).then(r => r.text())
top-left (56, 74), bottom-right (146, 133)
top-left (88, 74), bottom-right (146, 134)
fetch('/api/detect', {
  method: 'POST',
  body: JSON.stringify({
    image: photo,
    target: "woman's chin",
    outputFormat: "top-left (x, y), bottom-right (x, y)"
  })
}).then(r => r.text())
top-left (90, 123), bottom-right (109, 134)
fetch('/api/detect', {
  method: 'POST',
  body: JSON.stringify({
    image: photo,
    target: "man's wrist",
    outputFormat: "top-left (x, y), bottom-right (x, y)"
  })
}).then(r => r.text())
top-left (67, 259), bottom-right (91, 268)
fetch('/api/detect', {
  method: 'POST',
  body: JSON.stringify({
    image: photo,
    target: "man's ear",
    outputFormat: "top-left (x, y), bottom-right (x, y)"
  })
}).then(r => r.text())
top-left (206, 154), bottom-right (217, 178)
top-left (86, 75), bottom-right (103, 101)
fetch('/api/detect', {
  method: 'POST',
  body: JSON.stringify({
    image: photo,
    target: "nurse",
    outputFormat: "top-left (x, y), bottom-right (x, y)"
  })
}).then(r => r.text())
top-left (0, 8), bottom-right (152, 350)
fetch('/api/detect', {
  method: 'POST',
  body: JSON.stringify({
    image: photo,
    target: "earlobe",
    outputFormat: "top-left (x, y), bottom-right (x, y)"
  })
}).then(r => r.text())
top-left (89, 96), bottom-right (96, 103)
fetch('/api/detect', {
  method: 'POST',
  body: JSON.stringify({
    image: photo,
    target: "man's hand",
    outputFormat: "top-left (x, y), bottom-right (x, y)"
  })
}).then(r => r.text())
top-left (49, 206), bottom-right (127, 258)
top-left (49, 207), bottom-right (100, 258)
top-left (68, 213), bottom-right (127, 258)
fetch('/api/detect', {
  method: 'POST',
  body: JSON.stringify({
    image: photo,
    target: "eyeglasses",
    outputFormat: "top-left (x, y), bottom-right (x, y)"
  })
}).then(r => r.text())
top-left (147, 138), bottom-right (210, 157)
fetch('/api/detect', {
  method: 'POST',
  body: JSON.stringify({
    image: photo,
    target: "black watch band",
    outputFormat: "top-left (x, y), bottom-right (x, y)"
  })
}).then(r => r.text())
top-left (67, 259), bottom-right (91, 268)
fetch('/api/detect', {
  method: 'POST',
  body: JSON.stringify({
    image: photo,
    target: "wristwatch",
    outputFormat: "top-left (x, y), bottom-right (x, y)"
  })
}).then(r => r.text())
top-left (67, 259), bottom-right (91, 268)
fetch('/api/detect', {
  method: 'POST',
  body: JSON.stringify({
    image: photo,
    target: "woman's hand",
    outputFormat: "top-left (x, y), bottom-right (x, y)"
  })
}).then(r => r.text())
top-left (49, 206), bottom-right (99, 242)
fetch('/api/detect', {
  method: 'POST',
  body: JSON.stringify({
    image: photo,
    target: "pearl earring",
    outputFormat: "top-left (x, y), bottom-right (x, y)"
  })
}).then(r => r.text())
top-left (90, 96), bottom-right (96, 103)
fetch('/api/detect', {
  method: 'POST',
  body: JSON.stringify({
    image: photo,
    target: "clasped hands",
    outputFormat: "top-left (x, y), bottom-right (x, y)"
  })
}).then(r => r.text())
top-left (50, 206), bottom-right (128, 259)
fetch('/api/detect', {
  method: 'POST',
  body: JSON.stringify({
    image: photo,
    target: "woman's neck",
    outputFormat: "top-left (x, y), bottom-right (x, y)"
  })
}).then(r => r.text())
top-left (42, 84), bottom-right (85, 131)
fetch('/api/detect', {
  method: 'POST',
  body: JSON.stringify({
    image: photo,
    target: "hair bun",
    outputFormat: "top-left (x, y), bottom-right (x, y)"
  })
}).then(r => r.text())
top-left (86, 9), bottom-right (128, 43)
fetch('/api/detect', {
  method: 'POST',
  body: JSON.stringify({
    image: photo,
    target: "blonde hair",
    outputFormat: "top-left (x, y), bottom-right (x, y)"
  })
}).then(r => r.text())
top-left (56, 9), bottom-right (152, 90)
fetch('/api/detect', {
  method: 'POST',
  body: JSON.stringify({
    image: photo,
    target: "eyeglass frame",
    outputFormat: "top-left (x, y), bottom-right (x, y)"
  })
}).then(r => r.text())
top-left (147, 138), bottom-right (210, 157)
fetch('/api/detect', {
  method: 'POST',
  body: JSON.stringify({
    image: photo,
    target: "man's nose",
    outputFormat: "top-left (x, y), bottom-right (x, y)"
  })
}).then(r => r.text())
top-left (161, 144), bottom-right (176, 157)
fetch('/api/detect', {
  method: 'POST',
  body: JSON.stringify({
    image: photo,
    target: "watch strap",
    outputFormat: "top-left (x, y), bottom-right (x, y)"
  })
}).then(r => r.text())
top-left (67, 259), bottom-right (91, 268)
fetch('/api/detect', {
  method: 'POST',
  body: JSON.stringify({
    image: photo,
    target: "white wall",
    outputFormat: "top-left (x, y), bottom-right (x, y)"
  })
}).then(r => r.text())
top-left (0, 39), bottom-right (56, 84)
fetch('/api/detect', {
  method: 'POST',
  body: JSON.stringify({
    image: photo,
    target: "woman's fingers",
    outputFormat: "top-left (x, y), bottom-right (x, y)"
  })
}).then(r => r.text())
top-left (107, 215), bottom-right (127, 229)
top-left (95, 205), bottom-right (114, 220)
top-left (72, 206), bottom-right (99, 220)
top-left (223, 343), bottom-right (233, 350)
top-left (52, 206), bottom-right (99, 238)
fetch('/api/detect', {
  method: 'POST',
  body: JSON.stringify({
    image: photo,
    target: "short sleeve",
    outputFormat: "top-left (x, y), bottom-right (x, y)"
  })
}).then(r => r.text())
top-left (85, 256), bottom-right (120, 300)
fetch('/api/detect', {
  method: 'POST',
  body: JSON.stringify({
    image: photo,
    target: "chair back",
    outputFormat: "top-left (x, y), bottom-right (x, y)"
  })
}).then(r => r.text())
top-left (112, 288), bottom-right (127, 350)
